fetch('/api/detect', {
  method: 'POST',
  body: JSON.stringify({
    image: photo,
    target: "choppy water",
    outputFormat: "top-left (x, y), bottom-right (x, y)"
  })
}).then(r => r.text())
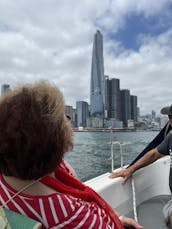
top-left (64, 130), bottom-right (158, 182)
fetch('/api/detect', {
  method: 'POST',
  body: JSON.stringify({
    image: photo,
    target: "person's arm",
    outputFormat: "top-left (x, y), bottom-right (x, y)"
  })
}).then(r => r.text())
top-left (109, 148), bottom-right (162, 184)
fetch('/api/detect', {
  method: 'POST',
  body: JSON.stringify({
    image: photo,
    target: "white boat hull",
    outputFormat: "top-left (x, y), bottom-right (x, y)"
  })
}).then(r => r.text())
top-left (85, 156), bottom-right (171, 216)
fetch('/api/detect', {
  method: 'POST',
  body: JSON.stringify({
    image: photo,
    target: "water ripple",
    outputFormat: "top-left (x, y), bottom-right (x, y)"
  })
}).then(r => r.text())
top-left (65, 131), bottom-right (158, 181)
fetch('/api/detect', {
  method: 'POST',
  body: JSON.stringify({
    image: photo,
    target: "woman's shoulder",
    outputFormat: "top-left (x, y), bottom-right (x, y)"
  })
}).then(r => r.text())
top-left (0, 174), bottom-right (82, 227)
top-left (0, 174), bottom-right (114, 228)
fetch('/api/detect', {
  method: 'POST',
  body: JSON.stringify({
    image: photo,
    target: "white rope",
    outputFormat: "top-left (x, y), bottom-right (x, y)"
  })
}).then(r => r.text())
top-left (131, 176), bottom-right (138, 222)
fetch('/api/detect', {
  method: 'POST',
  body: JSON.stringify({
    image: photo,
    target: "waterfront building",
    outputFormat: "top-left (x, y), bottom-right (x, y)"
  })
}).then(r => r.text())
top-left (87, 117), bottom-right (104, 128)
top-left (104, 75), bottom-right (109, 118)
top-left (65, 105), bottom-right (73, 119)
top-left (104, 118), bottom-right (123, 129)
top-left (90, 30), bottom-right (105, 117)
top-left (120, 89), bottom-right (131, 127)
top-left (73, 108), bottom-right (77, 127)
top-left (130, 95), bottom-right (138, 122)
top-left (65, 105), bottom-right (76, 127)
top-left (76, 101), bottom-right (89, 127)
top-left (1, 84), bottom-right (10, 95)
top-left (108, 78), bottom-right (121, 120)
top-left (127, 119), bottom-right (134, 128)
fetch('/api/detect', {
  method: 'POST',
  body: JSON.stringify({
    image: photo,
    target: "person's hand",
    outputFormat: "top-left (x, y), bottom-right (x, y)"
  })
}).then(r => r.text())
top-left (120, 216), bottom-right (144, 229)
top-left (109, 168), bottom-right (133, 184)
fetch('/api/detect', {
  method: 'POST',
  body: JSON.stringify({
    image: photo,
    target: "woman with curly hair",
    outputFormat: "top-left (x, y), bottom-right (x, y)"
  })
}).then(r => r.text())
top-left (0, 81), bottom-right (143, 229)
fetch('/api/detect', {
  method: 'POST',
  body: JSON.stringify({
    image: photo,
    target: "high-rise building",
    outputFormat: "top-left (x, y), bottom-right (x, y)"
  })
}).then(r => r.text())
top-left (1, 84), bottom-right (10, 95)
top-left (130, 95), bottom-right (138, 122)
top-left (65, 105), bottom-right (77, 127)
top-left (65, 105), bottom-right (73, 118)
top-left (121, 89), bottom-right (131, 127)
top-left (76, 101), bottom-right (89, 127)
top-left (109, 78), bottom-right (121, 120)
top-left (104, 75), bottom-right (109, 118)
top-left (90, 30), bottom-right (105, 117)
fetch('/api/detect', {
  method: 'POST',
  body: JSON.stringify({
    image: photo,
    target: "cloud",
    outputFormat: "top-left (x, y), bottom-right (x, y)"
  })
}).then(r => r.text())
top-left (0, 0), bottom-right (172, 114)
top-left (104, 28), bottom-right (172, 114)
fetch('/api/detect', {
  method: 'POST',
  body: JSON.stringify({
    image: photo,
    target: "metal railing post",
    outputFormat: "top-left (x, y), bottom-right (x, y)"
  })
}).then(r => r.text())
top-left (111, 141), bottom-right (123, 172)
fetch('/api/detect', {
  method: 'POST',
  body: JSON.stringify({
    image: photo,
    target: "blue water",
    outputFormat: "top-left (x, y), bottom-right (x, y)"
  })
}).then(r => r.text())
top-left (64, 130), bottom-right (158, 182)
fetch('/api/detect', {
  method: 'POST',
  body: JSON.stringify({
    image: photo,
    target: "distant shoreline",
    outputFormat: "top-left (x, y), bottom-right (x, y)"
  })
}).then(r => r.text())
top-left (73, 128), bottom-right (160, 132)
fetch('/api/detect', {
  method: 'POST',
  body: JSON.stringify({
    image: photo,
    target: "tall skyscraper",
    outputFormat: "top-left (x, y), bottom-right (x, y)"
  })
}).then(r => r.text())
top-left (90, 30), bottom-right (105, 117)
top-left (121, 89), bottom-right (131, 127)
top-left (130, 95), bottom-right (138, 122)
top-left (76, 101), bottom-right (89, 127)
top-left (1, 84), bottom-right (10, 95)
top-left (104, 75), bottom-right (110, 118)
top-left (109, 78), bottom-right (121, 120)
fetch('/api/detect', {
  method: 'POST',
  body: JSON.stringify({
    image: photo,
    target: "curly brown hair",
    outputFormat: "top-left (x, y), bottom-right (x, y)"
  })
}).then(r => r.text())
top-left (0, 81), bottom-right (73, 180)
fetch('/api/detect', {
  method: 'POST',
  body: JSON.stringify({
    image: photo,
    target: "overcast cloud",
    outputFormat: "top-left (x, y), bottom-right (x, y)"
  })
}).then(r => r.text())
top-left (0, 0), bottom-right (172, 115)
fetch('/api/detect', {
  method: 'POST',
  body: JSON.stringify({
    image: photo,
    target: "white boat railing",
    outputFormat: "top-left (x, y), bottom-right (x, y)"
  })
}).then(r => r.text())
top-left (110, 141), bottom-right (123, 172)
top-left (110, 140), bottom-right (138, 221)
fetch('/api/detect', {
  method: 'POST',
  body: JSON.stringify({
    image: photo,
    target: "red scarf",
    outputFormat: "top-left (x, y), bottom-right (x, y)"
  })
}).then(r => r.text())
top-left (41, 167), bottom-right (124, 229)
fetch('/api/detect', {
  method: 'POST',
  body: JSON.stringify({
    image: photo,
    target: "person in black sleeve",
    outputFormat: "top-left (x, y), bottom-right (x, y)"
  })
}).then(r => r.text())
top-left (129, 105), bottom-right (172, 166)
top-left (109, 105), bottom-right (172, 227)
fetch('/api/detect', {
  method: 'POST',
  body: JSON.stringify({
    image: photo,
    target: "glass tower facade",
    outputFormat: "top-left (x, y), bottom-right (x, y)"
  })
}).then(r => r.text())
top-left (90, 30), bottom-right (105, 117)
top-left (120, 89), bottom-right (131, 127)
top-left (109, 78), bottom-right (121, 120)
top-left (130, 95), bottom-right (138, 122)
top-left (76, 101), bottom-right (89, 127)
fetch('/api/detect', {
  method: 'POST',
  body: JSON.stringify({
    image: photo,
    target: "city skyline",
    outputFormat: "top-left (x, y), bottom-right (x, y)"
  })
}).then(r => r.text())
top-left (0, 80), bottom-right (157, 119)
top-left (90, 29), bottom-right (138, 128)
top-left (0, 1), bottom-right (172, 115)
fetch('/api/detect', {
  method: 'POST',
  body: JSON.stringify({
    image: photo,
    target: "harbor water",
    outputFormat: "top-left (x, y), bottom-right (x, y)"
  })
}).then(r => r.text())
top-left (65, 130), bottom-right (159, 182)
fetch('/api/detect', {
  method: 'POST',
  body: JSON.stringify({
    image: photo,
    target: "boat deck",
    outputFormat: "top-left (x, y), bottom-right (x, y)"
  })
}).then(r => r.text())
top-left (135, 195), bottom-right (171, 229)
top-left (86, 157), bottom-right (172, 229)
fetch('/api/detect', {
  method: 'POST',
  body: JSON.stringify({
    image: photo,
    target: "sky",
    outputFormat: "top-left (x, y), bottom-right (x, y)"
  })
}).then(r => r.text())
top-left (0, 0), bottom-right (172, 115)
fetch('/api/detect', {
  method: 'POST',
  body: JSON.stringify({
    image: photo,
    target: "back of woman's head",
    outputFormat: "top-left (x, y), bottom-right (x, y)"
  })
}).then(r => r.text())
top-left (0, 81), bottom-right (73, 179)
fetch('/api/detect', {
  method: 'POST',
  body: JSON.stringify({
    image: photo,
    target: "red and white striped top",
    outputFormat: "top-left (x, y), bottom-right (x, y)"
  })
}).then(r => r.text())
top-left (0, 162), bottom-right (116, 229)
